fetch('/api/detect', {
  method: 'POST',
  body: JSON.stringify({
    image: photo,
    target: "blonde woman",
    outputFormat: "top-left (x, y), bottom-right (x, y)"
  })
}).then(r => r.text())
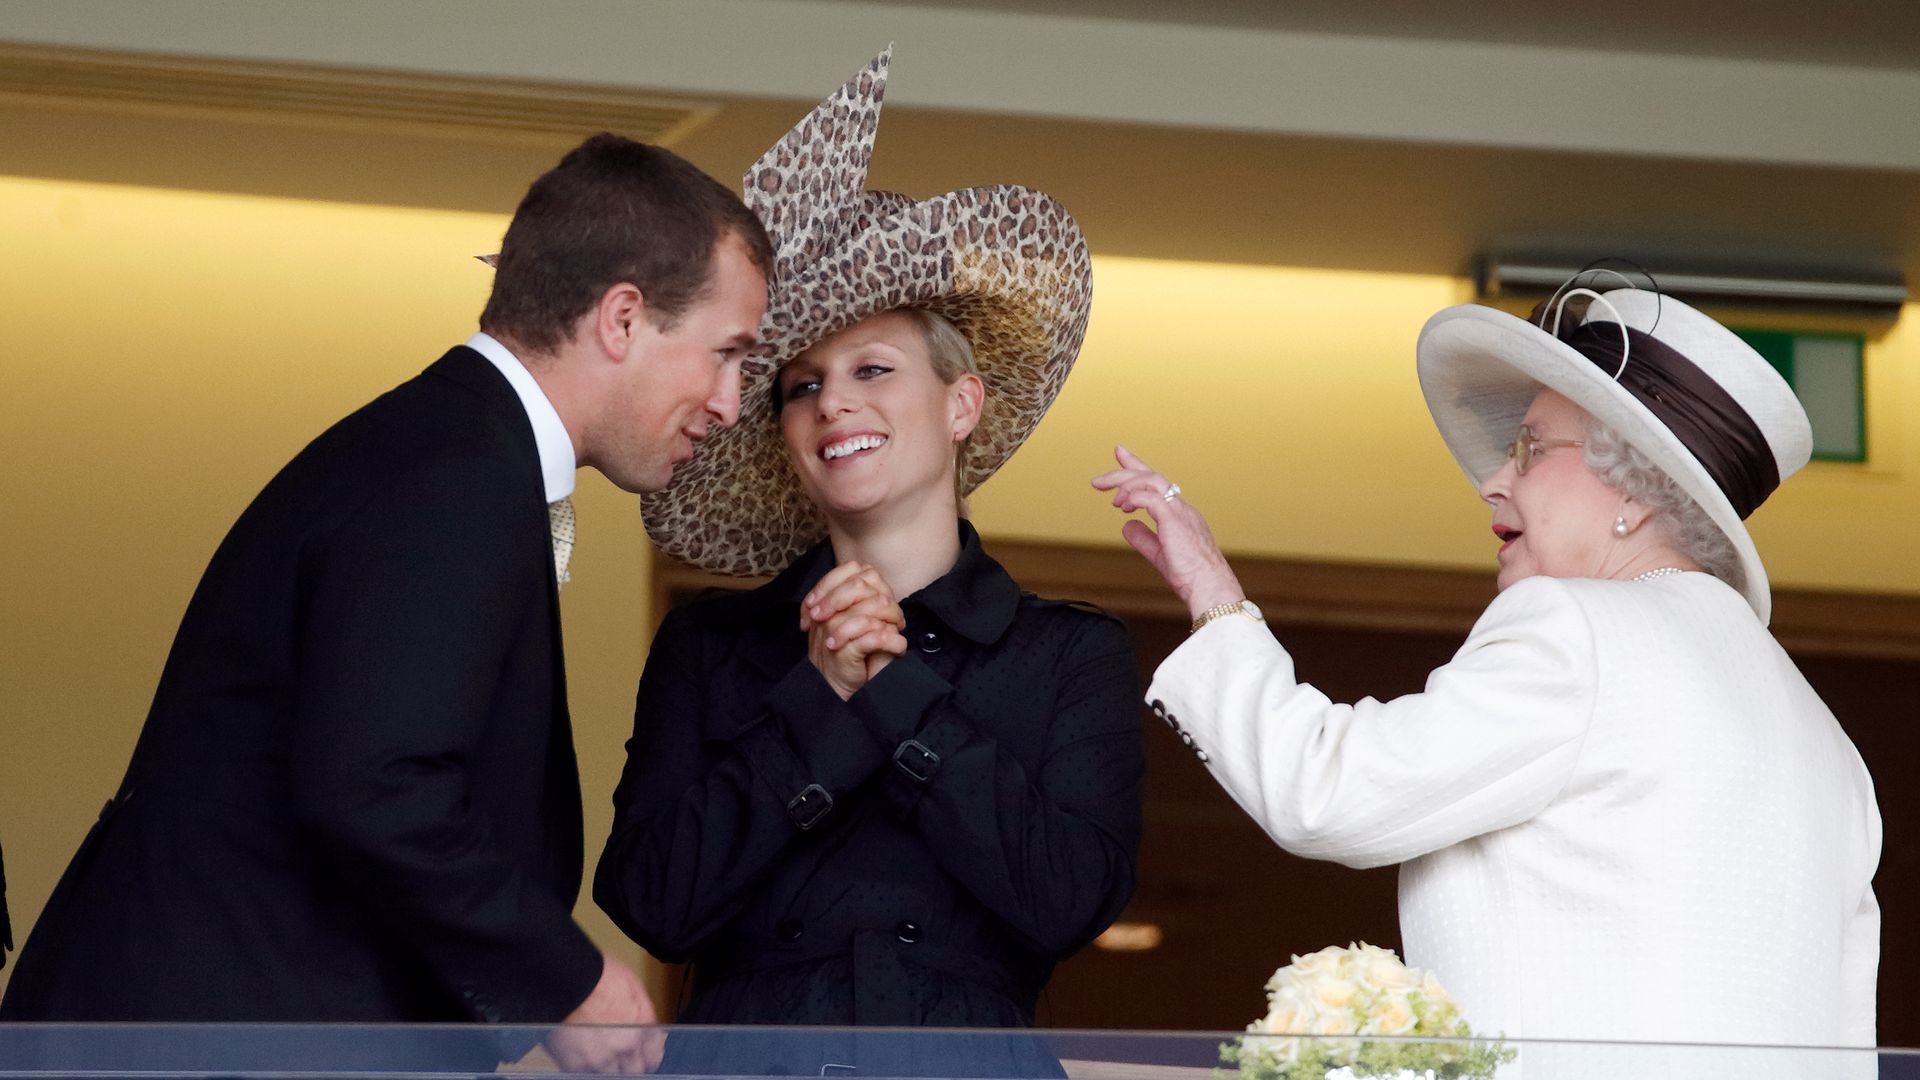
top-left (595, 53), bottom-right (1141, 1076)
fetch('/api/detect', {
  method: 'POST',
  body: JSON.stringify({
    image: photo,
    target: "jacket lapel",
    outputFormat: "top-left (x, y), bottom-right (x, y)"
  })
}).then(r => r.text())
top-left (429, 347), bottom-right (580, 882)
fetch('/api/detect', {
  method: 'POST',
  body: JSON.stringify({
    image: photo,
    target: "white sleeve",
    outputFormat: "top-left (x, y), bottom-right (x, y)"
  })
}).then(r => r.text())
top-left (1838, 757), bottom-right (1881, 1049)
top-left (1838, 886), bottom-right (1880, 1047)
top-left (1146, 575), bottom-right (1596, 868)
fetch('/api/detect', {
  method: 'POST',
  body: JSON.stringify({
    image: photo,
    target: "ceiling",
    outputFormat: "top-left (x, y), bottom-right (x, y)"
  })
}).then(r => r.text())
top-left (854, 0), bottom-right (1920, 70)
top-left (3, 1), bottom-right (1917, 291)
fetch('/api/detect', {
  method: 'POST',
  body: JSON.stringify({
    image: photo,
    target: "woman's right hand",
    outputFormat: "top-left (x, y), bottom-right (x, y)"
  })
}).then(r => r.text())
top-left (1091, 445), bottom-right (1247, 619)
top-left (801, 561), bottom-right (909, 700)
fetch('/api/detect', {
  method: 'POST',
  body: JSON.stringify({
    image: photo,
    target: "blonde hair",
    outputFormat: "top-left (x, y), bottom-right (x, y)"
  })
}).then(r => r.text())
top-left (900, 306), bottom-right (985, 511)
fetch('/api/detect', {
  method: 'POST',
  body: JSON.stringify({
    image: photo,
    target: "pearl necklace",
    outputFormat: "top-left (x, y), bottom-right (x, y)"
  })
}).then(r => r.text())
top-left (1632, 567), bottom-right (1687, 582)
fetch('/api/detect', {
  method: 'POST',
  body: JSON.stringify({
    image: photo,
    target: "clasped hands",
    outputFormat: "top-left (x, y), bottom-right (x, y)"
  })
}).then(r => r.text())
top-left (538, 573), bottom-right (902, 1074)
top-left (802, 561), bottom-right (909, 700)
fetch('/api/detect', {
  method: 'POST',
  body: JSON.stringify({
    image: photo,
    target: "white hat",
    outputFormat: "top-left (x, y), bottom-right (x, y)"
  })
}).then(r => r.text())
top-left (1417, 280), bottom-right (1812, 623)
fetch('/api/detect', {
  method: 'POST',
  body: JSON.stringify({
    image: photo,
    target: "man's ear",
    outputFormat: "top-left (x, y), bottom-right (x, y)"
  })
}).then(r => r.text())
top-left (949, 373), bottom-right (985, 441)
top-left (592, 282), bottom-right (648, 361)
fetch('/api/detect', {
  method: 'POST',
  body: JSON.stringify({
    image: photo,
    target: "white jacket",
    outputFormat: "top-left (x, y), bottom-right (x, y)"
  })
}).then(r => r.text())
top-left (1149, 572), bottom-right (1880, 1049)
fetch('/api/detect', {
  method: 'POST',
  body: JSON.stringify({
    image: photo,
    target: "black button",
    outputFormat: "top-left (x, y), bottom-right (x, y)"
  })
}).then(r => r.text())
top-left (1149, 699), bottom-right (1166, 716)
top-left (917, 630), bottom-right (942, 653)
top-left (1180, 732), bottom-right (1194, 748)
top-left (895, 920), bottom-right (923, 944)
top-left (1196, 750), bottom-right (1211, 764)
top-left (775, 919), bottom-right (804, 943)
top-left (1166, 713), bottom-right (1180, 729)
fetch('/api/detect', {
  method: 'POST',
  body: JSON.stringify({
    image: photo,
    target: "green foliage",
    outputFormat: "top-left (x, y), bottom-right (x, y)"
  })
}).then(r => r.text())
top-left (1219, 1032), bottom-right (1515, 1080)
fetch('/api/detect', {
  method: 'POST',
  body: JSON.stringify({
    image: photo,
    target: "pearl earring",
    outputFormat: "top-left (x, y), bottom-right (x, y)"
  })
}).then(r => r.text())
top-left (1612, 516), bottom-right (1629, 538)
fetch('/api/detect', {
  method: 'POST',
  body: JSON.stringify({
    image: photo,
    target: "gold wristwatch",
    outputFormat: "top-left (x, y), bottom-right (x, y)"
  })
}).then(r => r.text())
top-left (1190, 598), bottom-right (1263, 634)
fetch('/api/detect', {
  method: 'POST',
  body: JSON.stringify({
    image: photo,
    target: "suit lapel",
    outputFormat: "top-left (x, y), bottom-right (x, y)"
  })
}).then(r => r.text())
top-left (429, 347), bottom-right (582, 887)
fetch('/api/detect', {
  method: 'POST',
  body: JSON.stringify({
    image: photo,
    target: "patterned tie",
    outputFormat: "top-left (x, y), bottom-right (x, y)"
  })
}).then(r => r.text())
top-left (548, 496), bottom-right (575, 588)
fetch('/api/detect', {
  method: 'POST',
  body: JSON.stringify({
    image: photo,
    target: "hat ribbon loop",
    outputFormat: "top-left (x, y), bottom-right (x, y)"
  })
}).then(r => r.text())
top-left (1558, 321), bottom-right (1781, 519)
top-left (1545, 287), bottom-right (1632, 380)
top-left (1538, 268), bottom-right (1641, 324)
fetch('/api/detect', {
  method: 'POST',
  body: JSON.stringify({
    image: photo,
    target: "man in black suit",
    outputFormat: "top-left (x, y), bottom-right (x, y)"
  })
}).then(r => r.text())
top-left (0, 134), bottom-right (772, 1074)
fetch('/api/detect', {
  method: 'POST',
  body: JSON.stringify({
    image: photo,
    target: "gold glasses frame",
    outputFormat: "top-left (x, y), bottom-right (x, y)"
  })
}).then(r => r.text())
top-left (1506, 424), bottom-right (1585, 475)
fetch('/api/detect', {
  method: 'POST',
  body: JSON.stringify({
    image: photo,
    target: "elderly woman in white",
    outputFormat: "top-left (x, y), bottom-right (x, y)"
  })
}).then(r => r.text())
top-left (1093, 278), bottom-right (1881, 1051)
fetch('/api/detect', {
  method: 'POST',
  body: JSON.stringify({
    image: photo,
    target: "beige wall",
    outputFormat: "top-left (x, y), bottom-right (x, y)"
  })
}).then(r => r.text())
top-left (974, 256), bottom-right (1919, 592)
top-left (4, 174), bottom-right (1915, 996)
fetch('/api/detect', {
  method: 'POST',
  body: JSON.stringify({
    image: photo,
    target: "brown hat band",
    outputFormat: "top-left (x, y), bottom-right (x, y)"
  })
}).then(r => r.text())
top-left (1557, 321), bottom-right (1781, 519)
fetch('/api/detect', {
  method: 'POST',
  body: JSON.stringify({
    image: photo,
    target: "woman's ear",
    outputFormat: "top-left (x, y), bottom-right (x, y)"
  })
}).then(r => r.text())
top-left (949, 372), bottom-right (985, 441)
top-left (1619, 497), bottom-right (1656, 534)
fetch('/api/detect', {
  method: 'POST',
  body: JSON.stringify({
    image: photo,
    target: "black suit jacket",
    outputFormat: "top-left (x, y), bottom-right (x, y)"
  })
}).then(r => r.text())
top-left (1, 836), bottom-right (11, 971)
top-left (0, 347), bottom-right (602, 1028)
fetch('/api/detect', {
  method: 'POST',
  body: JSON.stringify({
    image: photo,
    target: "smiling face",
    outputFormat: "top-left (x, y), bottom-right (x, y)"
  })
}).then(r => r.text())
top-left (593, 231), bottom-right (768, 493)
top-left (1478, 388), bottom-right (1628, 591)
top-left (776, 309), bottom-right (984, 528)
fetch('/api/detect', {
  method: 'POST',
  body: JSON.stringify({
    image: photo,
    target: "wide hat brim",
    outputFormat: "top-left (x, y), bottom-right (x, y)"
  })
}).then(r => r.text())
top-left (1416, 292), bottom-right (1807, 624)
top-left (640, 183), bottom-right (1092, 576)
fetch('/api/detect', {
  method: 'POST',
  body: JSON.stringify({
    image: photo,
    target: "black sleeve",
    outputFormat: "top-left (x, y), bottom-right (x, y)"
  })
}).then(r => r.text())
top-left (592, 609), bottom-right (894, 961)
top-left (286, 458), bottom-right (601, 1025)
top-left (848, 612), bottom-right (1144, 955)
top-left (1, 834), bottom-right (12, 967)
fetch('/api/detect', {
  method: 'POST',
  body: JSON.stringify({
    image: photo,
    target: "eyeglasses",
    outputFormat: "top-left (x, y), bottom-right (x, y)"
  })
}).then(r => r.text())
top-left (1505, 424), bottom-right (1584, 476)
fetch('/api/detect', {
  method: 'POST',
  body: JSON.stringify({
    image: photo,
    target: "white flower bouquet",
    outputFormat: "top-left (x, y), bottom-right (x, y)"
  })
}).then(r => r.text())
top-left (1221, 943), bottom-right (1512, 1080)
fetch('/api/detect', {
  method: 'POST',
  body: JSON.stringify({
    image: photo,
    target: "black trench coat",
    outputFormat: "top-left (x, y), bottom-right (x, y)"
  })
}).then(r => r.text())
top-left (594, 524), bottom-right (1143, 1075)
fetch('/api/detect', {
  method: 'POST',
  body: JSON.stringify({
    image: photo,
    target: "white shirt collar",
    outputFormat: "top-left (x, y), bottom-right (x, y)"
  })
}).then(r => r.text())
top-left (465, 332), bottom-right (576, 503)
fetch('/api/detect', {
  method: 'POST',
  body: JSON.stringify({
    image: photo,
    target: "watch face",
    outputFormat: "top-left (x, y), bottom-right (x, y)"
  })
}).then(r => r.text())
top-left (1241, 600), bottom-right (1264, 621)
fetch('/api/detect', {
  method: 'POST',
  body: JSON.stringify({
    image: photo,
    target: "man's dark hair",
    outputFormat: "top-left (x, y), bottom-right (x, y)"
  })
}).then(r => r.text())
top-left (480, 133), bottom-right (774, 353)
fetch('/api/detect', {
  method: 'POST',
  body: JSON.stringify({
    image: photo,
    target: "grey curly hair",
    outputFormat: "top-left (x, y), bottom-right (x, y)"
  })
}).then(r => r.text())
top-left (1583, 418), bottom-right (1746, 593)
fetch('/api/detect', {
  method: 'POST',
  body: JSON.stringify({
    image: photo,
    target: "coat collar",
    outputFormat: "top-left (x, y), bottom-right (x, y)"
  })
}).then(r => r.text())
top-left (425, 346), bottom-right (545, 492)
top-left (428, 344), bottom-right (520, 409)
top-left (464, 332), bottom-right (577, 502)
top-left (760, 521), bottom-right (1020, 647)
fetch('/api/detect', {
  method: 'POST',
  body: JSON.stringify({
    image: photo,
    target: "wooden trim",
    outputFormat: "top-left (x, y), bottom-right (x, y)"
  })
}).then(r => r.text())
top-left (1770, 587), bottom-right (1920, 660)
top-left (986, 542), bottom-right (1500, 636)
top-left (654, 539), bottom-right (1920, 659)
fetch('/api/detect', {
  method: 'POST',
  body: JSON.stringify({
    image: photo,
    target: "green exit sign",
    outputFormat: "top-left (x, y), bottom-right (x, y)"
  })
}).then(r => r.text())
top-left (1731, 329), bottom-right (1865, 463)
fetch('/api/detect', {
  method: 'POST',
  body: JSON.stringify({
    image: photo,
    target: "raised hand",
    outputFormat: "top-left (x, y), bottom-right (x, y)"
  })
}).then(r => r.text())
top-left (801, 561), bottom-right (910, 700)
top-left (1091, 445), bottom-right (1247, 618)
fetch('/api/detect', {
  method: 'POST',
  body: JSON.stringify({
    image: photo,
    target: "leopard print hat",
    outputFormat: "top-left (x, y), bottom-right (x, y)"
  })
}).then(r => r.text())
top-left (640, 47), bottom-right (1094, 576)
